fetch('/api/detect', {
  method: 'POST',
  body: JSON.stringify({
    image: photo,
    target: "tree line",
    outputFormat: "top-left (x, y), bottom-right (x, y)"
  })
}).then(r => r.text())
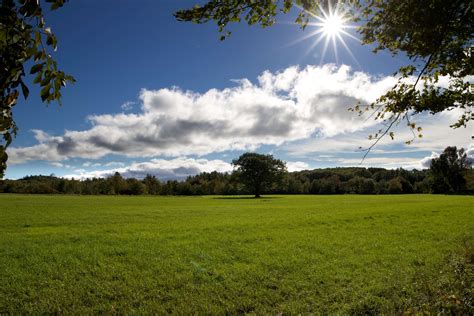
top-left (1, 147), bottom-right (472, 196)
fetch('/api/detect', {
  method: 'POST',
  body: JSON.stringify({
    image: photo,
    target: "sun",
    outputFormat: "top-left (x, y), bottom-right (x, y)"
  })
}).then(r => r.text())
top-left (288, 2), bottom-right (359, 65)
top-left (312, 5), bottom-right (354, 45)
top-left (320, 12), bottom-right (345, 38)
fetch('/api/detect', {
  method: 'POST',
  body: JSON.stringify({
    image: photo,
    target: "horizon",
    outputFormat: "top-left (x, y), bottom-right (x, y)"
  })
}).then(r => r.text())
top-left (9, 163), bottom-right (431, 182)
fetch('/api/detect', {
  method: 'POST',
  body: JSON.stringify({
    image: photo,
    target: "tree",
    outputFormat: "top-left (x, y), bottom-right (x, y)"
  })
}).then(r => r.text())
top-left (430, 146), bottom-right (471, 194)
top-left (414, 178), bottom-right (432, 193)
top-left (1, 0), bottom-right (74, 178)
top-left (287, 176), bottom-right (304, 194)
top-left (359, 178), bottom-right (376, 194)
top-left (126, 178), bottom-right (147, 195)
top-left (108, 172), bottom-right (127, 195)
top-left (232, 152), bottom-right (287, 198)
top-left (388, 177), bottom-right (403, 194)
top-left (143, 174), bottom-right (161, 195)
top-left (175, 0), bottom-right (473, 153)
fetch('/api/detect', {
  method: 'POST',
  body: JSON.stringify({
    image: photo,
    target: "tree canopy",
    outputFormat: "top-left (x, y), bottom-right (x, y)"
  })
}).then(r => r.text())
top-left (0, 0), bottom-right (74, 178)
top-left (175, 0), bottom-right (473, 150)
top-left (429, 146), bottom-right (472, 194)
top-left (232, 152), bottom-right (287, 198)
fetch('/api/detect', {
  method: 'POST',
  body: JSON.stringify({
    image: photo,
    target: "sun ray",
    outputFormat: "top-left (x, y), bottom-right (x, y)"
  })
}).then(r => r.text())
top-left (332, 35), bottom-right (339, 63)
top-left (285, 28), bottom-right (324, 47)
top-left (336, 33), bottom-right (361, 68)
top-left (319, 36), bottom-right (331, 65)
top-left (339, 29), bottom-right (361, 42)
top-left (301, 32), bottom-right (327, 60)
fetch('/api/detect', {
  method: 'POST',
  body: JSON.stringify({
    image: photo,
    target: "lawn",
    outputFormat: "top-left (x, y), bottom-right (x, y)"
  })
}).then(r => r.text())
top-left (0, 194), bottom-right (472, 314)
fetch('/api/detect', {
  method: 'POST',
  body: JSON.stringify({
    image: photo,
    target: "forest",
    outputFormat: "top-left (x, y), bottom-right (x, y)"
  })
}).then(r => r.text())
top-left (1, 166), bottom-right (472, 196)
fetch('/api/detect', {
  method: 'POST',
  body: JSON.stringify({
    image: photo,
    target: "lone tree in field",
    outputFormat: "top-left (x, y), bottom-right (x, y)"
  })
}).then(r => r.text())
top-left (232, 153), bottom-right (287, 198)
top-left (430, 146), bottom-right (472, 194)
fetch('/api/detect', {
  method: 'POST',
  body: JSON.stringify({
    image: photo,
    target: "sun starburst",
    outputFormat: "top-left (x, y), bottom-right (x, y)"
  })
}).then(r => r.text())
top-left (320, 10), bottom-right (345, 38)
top-left (288, 2), bottom-right (359, 65)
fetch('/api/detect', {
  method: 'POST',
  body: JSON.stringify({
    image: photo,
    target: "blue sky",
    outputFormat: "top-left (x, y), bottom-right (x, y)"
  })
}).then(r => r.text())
top-left (6, 0), bottom-right (473, 180)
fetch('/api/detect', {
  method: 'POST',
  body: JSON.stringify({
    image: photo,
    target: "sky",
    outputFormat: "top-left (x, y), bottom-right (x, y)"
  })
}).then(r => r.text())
top-left (6, 0), bottom-right (473, 180)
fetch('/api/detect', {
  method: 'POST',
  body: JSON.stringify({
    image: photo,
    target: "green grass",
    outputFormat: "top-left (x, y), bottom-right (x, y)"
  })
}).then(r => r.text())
top-left (0, 194), bottom-right (472, 314)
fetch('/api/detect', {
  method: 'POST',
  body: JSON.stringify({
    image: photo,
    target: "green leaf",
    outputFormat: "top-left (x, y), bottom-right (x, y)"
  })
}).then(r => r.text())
top-left (33, 72), bottom-right (42, 84)
top-left (30, 63), bottom-right (43, 74)
top-left (40, 85), bottom-right (51, 102)
top-left (20, 81), bottom-right (29, 99)
top-left (34, 50), bottom-right (44, 62)
top-left (4, 133), bottom-right (12, 146)
top-left (34, 31), bottom-right (41, 46)
top-left (46, 35), bottom-right (53, 46)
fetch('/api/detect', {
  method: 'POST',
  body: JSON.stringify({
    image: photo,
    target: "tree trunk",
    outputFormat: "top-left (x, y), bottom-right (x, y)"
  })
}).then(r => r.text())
top-left (254, 182), bottom-right (261, 198)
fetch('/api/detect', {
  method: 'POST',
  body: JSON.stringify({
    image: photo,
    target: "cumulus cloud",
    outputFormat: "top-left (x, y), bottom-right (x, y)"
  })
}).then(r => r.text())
top-left (50, 162), bottom-right (72, 168)
top-left (467, 146), bottom-right (474, 164)
top-left (286, 161), bottom-right (310, 172)
top-left (8, 64), bottom-right (398, 164)
top-left (104, 161), bottom-right (125, 167)
top-left (285, 108), bottom-right (473, 158)
top-left (420, 152), bottom-right (440, 168)
top-left (336, 157), bottom-right (426, 169)
top-left (82, 162), bottom-right (102, 167)
top-left (418, 144), bottom-right (474, 169)
top-left (120, 101), bottom-right (135, 111)
top-left (64, 157), bottom-right (233, 181)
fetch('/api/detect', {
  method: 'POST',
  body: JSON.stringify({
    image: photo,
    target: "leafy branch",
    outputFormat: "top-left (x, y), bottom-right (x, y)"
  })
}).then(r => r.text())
top-left (0, 0), bottom-right (74, 177)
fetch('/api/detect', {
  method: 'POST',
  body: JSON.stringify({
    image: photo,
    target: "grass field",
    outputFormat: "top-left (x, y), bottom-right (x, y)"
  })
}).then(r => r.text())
top-left (0, 194), bottom-right (472, 314)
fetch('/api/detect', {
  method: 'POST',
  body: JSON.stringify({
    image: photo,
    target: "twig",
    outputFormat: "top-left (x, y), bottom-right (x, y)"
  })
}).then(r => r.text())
top-left (360, 50), bottom-right (436, 162)
top-left (359, 112), bottom-right (401, 163)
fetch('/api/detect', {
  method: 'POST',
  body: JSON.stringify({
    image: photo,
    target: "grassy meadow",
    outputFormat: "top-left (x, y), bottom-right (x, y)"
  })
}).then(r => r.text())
top-left (0, 194), bottom-right (472, 314)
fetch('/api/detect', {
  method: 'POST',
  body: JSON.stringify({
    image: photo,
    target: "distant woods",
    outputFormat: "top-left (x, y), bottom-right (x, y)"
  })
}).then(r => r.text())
top-left (1, 148), bottom-right (472, 196)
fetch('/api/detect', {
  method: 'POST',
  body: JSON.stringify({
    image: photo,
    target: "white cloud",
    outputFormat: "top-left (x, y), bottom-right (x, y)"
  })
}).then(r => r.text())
top-left (104, 161), bottom-right (125, 167)
top-left (419, 152), bottom-right (440, 169)
top-left (120, 101), bottom-right (135, 111)
top-left (467, 146), bottom-right (474, 164)
top-left (49, 161), bottom-right (72, 168)
top-left (418, 144), bottom-right (474, 169)
top-left (7, 64), bottom-right (471, 171)
top-left (64, 157), bottom-right (233, 181)
top-left (301, 142), bottom-right (473, 170)
top-left (284, 108), bottom-right (473, 158)
top-left (8, 64), bottom-right (398, 164)
top-left (286, 161), bottom-right (310, 172)
top-left (333, 157), bottom-right (423, 169)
